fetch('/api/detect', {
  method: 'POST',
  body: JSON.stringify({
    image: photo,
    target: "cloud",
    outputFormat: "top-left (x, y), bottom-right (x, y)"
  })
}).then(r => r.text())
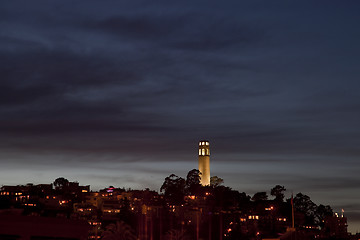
top-left (86, 15), bottom-right (184, 41)
top-left (0, 82), bottom-right (56, 106)
top-left (0, 2), bottom-right (360, 232)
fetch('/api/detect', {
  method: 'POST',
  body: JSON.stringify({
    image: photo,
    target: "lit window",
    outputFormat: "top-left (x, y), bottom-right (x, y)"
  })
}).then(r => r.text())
top-left (199, 149), bottom-right (201, 155)
top-left (202, 149), bottom-right (205, 155)
top-left (206, 142), bottom-right (209, 145)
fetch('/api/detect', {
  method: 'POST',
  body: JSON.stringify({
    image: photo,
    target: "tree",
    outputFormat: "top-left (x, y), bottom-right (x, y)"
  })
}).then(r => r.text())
top-left (53, 177), bottom-right (69, 190)
top-left (315, 204), bottom-right (333, 227)
top-left (293, 193), bottom-right (317, 214)
top-left (270, 185), bottom-right (286, 202)
top-left (210, 176), bottom-right (224, 188)
top-left (160, 174), bottom-right (186, 205)
top-left (293, 193), bottom-right (317, 225)
top-left (238, 192), bottom-right (252, 212)
top-left (185, 169), bottom-right (201, 195)
top-left (119, 197), bottom-right (136, 227)
top-left (251, 192), bottom-right (268, 201)
top-left (102, 221), bottom-right (136, 240)
top-left (210, 185), bottom-right (250, 211)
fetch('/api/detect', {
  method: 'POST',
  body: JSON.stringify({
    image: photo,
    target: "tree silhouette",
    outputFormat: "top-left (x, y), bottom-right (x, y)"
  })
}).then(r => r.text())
top-left (270, 185), bottom-right (286, 202)
top-left (293, 193), bottom-right (317, 225)
top-left (185, 169), bottom-right (201, 195)
top-left (160, 174), bottom-right (186, 205)
top-left (251, 192), bottom-right (268, 201)
top-left (119, 197), bottom-right (136, 228)
top-left (211, 185), bottom-right (247, 211)
top-left (315, 204), bottom-right (333, 227)
top-left (210, 176), bottom-right (224, 188)
top-left (101, 221), bottom-right (136, 240)
top-left (53, 177), bottom-right (69, 190)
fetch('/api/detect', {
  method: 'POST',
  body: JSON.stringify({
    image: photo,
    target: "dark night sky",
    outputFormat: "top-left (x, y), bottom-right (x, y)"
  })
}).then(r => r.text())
top-left (1, 0), bottom-right (360, 232)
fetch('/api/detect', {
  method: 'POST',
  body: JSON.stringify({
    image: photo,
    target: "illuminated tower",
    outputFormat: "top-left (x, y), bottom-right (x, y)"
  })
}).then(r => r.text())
top-left (198, 140), bottom-right (210, 186)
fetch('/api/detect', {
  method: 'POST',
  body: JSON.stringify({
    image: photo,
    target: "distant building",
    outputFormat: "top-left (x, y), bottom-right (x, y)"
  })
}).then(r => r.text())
top-left (198, 140), bottom-right (210, 186)
top-left (321, 214), bottom-right (349, 239)
top-left (0, 184), bottom-right (52, 197)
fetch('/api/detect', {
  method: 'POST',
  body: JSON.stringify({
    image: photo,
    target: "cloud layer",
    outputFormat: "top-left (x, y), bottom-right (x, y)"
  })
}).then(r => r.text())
top-left (1, 0), bottom-right (360, 233)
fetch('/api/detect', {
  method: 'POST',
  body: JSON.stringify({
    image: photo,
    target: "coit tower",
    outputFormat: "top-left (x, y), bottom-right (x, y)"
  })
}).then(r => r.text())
top-left (198, 140), bottom-right (210, 186)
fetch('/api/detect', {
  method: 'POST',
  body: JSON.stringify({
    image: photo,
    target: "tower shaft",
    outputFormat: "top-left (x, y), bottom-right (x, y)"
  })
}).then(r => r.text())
top-left (198, 140), bottom-right (210, 186)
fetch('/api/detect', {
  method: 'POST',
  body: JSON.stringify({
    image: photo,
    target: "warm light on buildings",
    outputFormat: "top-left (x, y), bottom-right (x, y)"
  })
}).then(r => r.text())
top-left (88, 221), bottom-right (101, 226)
top-left (188, 195), bottom-right (196, 200)
top-left (24, 203), bottom-right (36, 207)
